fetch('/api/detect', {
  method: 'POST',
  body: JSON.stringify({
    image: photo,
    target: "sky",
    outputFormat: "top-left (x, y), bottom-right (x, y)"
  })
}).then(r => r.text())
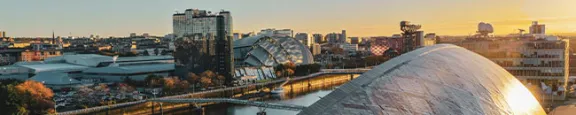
top-left (0, 0), bottom-right (575, 37)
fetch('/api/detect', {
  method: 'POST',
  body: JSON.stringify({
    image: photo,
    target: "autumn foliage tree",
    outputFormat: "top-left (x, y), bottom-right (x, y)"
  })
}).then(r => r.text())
top-left (0, 80), bottom-right (55, 115)
top-left (275, 62), bottom-right (296, 78)
top-left (200, 77), bottom-right (212, 88)
top-left (163, 77), bottom-right (178, 90)
top-left (187, 73), bottom-right (200, 87)
top-left (186, 72), bottom-right (200, 92)
top-left (216, 75), bottom-right (226, 86)
top-left (200, 70), bottom-right (217, 87)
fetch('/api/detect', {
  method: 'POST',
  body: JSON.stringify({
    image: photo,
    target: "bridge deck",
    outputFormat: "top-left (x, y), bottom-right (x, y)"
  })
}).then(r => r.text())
top-left (149, 98), bottom-right (307, 111)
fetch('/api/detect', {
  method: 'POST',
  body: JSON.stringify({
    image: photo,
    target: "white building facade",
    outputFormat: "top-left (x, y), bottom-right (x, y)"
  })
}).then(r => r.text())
top-left (312, 43), bottom-right (322, 56)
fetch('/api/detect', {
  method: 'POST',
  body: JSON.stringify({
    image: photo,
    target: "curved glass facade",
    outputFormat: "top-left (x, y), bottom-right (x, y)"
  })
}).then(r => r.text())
top-left (234, 35), bottom-right (314, 67)
top-left (299, 44), bottom-right (545, 115)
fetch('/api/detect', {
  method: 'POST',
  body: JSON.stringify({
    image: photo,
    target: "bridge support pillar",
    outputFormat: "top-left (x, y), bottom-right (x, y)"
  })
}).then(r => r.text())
top-left (350, 74), bottom-right (353, 80)
top-left (160, 103), bottom-right (163, 115)
top-left (241, 87), bottom-right (244, 96)
top-left (290, 84), bottom-right (293, 93)
top-left (152, 102), bottom-right (155, 115)
top-left (257, 111), bottom-right (267, 115)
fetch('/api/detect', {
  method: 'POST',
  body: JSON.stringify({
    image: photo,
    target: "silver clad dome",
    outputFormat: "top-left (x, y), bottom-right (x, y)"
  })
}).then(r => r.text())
top-left (299, 44), bottom-right (545, 115)
top-left (234, 35), bottom-right (314, 67)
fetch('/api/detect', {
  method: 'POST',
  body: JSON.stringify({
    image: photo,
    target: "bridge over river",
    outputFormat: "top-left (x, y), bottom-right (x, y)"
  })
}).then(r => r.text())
top-left (57, 69), bottom-right (370, 115)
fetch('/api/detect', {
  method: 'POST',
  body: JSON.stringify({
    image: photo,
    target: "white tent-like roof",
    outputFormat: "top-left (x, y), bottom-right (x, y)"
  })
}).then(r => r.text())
top-left (29, 72), bottom-right (81, 85)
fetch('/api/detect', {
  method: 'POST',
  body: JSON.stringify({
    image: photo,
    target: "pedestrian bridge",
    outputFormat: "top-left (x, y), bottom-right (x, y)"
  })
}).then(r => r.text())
top-left (149, 98), bottom-right (307, 111)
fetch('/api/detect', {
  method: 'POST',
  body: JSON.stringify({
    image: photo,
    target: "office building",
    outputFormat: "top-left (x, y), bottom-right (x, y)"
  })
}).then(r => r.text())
top-left (312, 43), bottom-right (321, 56)
top-left (529, 21), bottom-right (545, 35)
top-left (258, 28), bottom-right (293, 38)
top-left (295, 33), bottom-right (310, 47)
top-left (173, 9), bottom-right (234, 85)
top-left (340, 30), bottom-right (347, 43)
top-left (339, 43), bottom-right (358, 56)
top-left (349, 37), bottom-right (359, 44)
top-left (456, 36), bottom-right (569, 100)
top-left (312, 34), bottom-right (323, 43)
top-left (0, 48), bottom-right (25, 66)
top-left (21, 43), bottom-right (62, 62)
top-left (0, 31), bottom-right (5, 38)
top-left (421, 33), bottom-right (437, 47)
top-left (130, 33), bottom-right (137, 37)
top-left (325, 33), bottom-right (341, 44)
top-left (173, 9), bottom-right (233, 38)
top-left (233, 33), bottom-right (240, 41)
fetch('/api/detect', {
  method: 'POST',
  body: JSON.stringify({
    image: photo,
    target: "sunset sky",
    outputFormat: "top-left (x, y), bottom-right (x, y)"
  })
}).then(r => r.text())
top-left (0, 0), bottom-right (575, 37)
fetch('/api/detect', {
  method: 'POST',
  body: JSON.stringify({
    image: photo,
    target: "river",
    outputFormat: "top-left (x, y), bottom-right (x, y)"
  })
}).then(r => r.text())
top-left (164, 75), bottom-right (351, 115)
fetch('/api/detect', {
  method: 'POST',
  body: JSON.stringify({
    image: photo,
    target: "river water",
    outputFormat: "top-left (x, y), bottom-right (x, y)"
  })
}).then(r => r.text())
top-left (164, 75), bottom-right (351, 115)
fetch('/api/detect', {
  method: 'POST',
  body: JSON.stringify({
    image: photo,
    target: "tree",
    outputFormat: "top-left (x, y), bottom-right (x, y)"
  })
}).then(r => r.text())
top-left (216, 75), bottom-right (226, 86)
top-left (142, 50), bottom-right (150, 56)
top-left (12, 80), bottom-right (55, 114)
top-left (275, 62), bottom-right (296, 78)
top-left (330, 47), bottom-right (344, 55)
top-left (200, 70), bottom-right (216, 79)
top-left (177, 81), bottom-right (190, 92)
top-left (145, 74), bottom-right (163, 87)
top-left (286, 69), bottom-right (295, 77)
top-left (0, 82), bottom-right (23, 114)
top-left (163, 77), bottom-right (180, 94)
top-left (154, 48), bottom-right (160, 56)
top-left (200, 77), bottom-right (212, 88)
top-left (186, 72), bottom-right (200, 92)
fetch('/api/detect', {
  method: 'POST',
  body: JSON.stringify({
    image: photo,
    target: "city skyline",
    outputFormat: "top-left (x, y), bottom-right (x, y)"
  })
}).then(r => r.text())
top-left (1, 0), bottom-right (576, 37)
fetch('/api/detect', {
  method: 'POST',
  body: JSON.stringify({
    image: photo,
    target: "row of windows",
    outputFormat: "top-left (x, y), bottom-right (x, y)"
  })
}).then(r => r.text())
top-left (508, 70), bottom-right (564, 77)
top-left (495, 60), bottom-right (565, 67)
top-left (476, 51), bottom-right (562, 59)
top-left (461, 42), bottom-right (566, 50)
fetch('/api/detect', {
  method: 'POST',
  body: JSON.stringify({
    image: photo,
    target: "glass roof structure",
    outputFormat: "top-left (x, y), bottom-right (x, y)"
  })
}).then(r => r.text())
top-left (299, 44), bottom-right (545, 115)
top-left (234, 35), bottom-right (314, 67)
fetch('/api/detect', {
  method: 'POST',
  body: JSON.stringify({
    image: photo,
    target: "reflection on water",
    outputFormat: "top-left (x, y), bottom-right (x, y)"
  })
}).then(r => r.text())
top-left (163, 74), bottom-right (356, 115)
top-left (166, 90), bottom-right (334, 115)
top-left (166, 76), bottom-right (351, 115)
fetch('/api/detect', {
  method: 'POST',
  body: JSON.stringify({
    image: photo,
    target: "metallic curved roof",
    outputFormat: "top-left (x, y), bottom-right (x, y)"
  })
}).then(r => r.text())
top-left (299, 44), bottom-right (545, 115)
top-left (234, 35), bottom-right (314, 66)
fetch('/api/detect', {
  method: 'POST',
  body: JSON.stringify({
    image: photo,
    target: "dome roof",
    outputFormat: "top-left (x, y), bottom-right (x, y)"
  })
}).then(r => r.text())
top-left (299, 44), bottom-right (545, 115)
top-left (234, 35), bottom-right (313, 67)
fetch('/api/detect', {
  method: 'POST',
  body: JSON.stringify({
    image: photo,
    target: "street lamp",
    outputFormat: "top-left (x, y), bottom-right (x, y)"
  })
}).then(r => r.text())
top-left (53, 98), bottom-right (58, 113)
top-left (151, 89), bottom-right (163, 115)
